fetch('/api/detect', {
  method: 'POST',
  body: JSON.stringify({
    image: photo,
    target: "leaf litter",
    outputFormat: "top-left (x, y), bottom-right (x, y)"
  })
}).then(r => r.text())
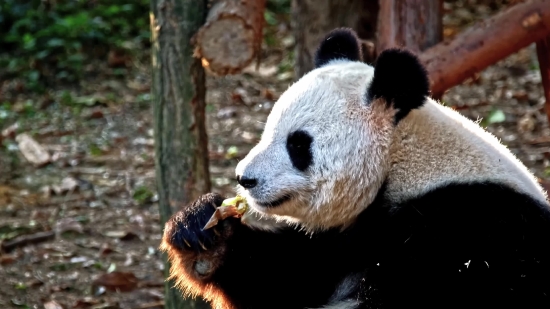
top-left (0, 1), bottom-right (549, 308)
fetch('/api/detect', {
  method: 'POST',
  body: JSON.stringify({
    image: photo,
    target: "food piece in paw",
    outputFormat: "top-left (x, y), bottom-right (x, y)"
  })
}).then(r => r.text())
top-left (202, 195), bottom-right (248, 230)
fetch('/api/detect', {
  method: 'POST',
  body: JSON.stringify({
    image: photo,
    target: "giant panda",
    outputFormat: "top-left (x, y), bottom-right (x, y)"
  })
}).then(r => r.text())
top-left (160, 28), bottom-right (550, 309)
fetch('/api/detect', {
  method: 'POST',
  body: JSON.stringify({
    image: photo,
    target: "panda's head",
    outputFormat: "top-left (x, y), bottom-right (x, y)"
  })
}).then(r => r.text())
top-left (235, 28), bottom-right (430, 232)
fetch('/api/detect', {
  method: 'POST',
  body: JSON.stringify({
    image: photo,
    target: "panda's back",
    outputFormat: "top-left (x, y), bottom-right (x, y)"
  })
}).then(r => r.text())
top-left (385, 98), bottom-right (547, 205)
top-left (351, 100), bottom-right (550, 308)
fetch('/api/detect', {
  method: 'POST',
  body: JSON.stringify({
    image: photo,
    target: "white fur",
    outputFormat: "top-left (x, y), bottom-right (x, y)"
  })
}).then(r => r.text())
top-left (387, 99), bottom-right (547, 205)
top-left (310, 300), bottom-right (360, 309)
top-left (305, 273), bottom-right (363, 309)
top-left (236, 59), bottom-right (548, 233)
top-left (236, 61), bottom-right (390, 232)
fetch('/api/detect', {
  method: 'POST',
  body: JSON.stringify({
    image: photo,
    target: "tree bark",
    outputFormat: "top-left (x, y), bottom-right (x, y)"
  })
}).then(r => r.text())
top-left (150, 0), bottom-right (211, 308)
top-left (291, 0), bottom-right (379, 79)
top-left (420, 0), bottom-right (550, 98)
top-left (376, 0), bottom-right (443, 54)
top-left (536, 36), bottom-right (550, 123)
top-left (195, 0), bottom-right (266, 76)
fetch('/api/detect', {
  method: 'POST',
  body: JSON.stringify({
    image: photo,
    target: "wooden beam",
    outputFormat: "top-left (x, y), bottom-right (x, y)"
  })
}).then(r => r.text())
top-left (536, 36), bottom-right (550, 123)
top-left (420, 0), bottom-right (550, 98)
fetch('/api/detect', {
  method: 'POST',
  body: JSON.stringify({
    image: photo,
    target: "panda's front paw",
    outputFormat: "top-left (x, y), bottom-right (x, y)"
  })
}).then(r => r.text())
top-left (161, 193), bottom-right (238, 281)
top-left (164, 193), bottom-right (234, 252)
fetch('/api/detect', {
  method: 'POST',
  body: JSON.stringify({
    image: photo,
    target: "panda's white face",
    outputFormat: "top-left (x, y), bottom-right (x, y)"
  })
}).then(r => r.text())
top-left (235, 60), bottom-right (396, 232)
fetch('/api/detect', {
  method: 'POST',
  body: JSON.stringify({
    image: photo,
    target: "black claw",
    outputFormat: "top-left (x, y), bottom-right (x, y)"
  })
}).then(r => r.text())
top-left (183, 238), bottom-right (191, 248)
top-left (198, 240), bottom-right (208, 251)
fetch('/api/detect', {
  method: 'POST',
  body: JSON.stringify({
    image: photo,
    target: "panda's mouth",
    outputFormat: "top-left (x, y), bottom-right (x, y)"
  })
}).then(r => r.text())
top-left (257, 194), bottom-right (292, 208)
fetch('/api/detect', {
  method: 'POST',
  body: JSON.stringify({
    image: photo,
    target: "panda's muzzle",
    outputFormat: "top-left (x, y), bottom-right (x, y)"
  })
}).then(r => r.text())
top-left (236, 174), bottom-right (292, 208)
top-left (257, 194), bottom-right (292, 208)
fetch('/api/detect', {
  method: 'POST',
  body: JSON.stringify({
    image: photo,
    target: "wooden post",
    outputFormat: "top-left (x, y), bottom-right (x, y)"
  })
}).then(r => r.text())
top-left (376, 0), bottom-right (443, 54)
top-left (420, 0), bottom-right (550, 98)
top-left (536, 37), bottom-right (550, 124)
top-left (291, 0), bottom-right (379, 79)
top-left (150, 0), bottom-right (211, 308)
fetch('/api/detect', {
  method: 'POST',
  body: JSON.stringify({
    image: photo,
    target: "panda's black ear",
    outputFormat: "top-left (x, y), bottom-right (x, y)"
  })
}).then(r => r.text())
top-left (314, 28), bottom-right (363, 68)
top-left (367, 48), bottom-right (430, 123)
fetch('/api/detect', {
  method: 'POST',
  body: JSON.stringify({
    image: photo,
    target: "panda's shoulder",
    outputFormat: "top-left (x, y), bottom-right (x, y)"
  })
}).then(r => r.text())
top-left (358, 181), bottom-right (550, 243)
top-left (393, 182), bottom-right (550, 217)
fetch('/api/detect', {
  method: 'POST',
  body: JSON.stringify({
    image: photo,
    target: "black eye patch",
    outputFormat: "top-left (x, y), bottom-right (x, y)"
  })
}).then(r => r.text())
top-left (286, 130), bottom-right (313, 171)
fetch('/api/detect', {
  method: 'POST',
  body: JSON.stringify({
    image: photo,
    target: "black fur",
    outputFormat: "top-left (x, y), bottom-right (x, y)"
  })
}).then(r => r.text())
top-left (314, 28), bottom-right (363, 68)
top-left (166, 193), bottom-right (225, 251)
top-left (165, 182), bottom-right (550, 309)
top-left (286, 130), bottom-right (313, 172)
top-left (367, 48), bottom-right (431, 123)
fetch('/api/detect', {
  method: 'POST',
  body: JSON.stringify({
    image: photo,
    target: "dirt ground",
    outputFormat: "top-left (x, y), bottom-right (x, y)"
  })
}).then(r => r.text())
top-left (1, 1), bottom-right (549, 308)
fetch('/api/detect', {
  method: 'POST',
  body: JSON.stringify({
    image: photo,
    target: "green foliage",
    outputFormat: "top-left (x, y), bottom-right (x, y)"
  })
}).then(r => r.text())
top-left (266, 0), bottom-right (290, 15)
top-left (133, 186), bottom-right (154, 205)
top-left (481, 108), bottom-right (506, 128)
top-left (0, 0), bottom-right (150, 89)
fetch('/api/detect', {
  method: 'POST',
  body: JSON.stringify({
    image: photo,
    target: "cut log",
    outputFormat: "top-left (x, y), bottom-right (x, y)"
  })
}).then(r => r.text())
top-left (536, 36), bottom-right (550, 123)
top-left (420, 0), bottom-right (550, 98)
top-left (195, 0), bottom-right (266, 76)
top-left (376, 0), bottom-right (443, 54)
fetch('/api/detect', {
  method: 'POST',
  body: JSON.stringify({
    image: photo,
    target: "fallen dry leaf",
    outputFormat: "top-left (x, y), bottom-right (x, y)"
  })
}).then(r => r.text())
top-left (84, 108), bottom-right (105, 119)
top-left (242, 63), bottom-right (278, 77)
top-left (1, 122), bottom-right (19, 139)
top-left (261, 88), bottom-right (276, 101)
top-left (55, 217), bottom-right (84, 235)
top-left (231, 87), bottom-right (252, 106)
top-left (512, 90), bottom-right (529, 101)
top-left (137, 301), bottom-right (164, 309)
top-left (15, 133), bottom-right (51, 167)
top-left (44, 300), bottom-right (64, 309)
top-left (72, 297), bottom-right (100, 308)
top-left (99, 243), bottom-right (114, 256)
top-left (52, 177), bottom-right (79, 195)
top-left (0, 254), bottom-right (16, 265)
top-left (107, 49), bottom-right (130, 68)
top-left (92, 271), bottom-right (139, 292)
top-left (103, 230), bottom-right (139, 240)
top-left (517, 114), bottom-right (536, 134)
top-left (217, 107), bottom-right (238, 119)
top-left (25, 278), bottom-right (43, 288)
top-left (123, 253), bottom-right (133, 266)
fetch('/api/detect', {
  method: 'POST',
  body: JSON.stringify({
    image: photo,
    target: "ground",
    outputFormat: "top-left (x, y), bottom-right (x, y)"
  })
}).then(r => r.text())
top-left (1, 1), bottom-right (549, 308)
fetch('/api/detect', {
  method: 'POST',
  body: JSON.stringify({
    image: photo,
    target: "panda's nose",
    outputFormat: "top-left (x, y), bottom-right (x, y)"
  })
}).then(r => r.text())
top-left (236, 175), bottom-right (258, 189)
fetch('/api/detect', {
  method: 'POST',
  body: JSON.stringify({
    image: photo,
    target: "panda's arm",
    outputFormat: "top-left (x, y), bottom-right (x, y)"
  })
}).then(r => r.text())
top-left (159, 193), bottom-right (231, 303)
top-left (160, 193), bottom-right (357, 309)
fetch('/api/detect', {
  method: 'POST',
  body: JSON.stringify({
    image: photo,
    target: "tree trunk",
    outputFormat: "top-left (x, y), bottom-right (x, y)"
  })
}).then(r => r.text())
top-left (536, 36), bottom-right (550, 123)
top-left (150, 0), bottom-right (212, 308)
top-left (291, 0), bottom-right (379, 79)
top-left (376, 0), bottom-right (443, 54)
top-left (420, 0), bottom-right (550, 98)
top-left (196, 0), bottom-right (266, 76)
